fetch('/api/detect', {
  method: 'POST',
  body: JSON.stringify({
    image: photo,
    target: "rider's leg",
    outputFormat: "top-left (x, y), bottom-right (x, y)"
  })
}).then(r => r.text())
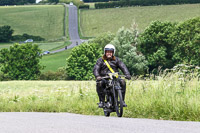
top-left (96, 79), bottom-right (106, 107)
top-left (119, 79), bottom-right (127, 107)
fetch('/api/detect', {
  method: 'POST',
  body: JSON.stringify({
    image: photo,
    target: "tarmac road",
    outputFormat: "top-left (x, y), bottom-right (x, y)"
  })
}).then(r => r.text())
top-left (51, 4), bottom-right (84, 54)
top-left (0, 112), bottom-right (200, 133)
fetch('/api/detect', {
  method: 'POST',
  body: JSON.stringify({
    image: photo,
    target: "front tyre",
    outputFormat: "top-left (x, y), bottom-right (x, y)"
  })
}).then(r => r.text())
top-left (114, 89), bottom-right (123, 117)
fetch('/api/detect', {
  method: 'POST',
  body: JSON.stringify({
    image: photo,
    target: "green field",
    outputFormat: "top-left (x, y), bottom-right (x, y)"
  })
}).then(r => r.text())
top-left (0, 41), bottom-right (71, 52)
top-left (40, 48), bottom-right (72, 72)
top-left (80, 4), bottom-right (200, 37)
top-left (1, 73), bottom-right (200, 121)
top-left (0, 5), bottom-right (65, 41)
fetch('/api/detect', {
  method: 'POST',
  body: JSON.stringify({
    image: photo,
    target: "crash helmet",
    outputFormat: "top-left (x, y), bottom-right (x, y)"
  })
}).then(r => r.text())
top-left (104, 44), bottom-right (115, 55)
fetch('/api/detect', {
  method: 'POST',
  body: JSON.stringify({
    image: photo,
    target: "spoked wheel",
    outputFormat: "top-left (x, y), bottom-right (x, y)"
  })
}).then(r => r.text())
top-left (103, 95), bottom-right (111, 117)
top-left (114, 89), bottom-right (123, 117)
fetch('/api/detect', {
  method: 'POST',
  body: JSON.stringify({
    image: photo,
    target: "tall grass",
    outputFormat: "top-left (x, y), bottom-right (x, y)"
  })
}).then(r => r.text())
top-left (1, 72), bottom-right (200, 121)
top-left (80, 4), bottom-right (200, 37)
top-left (0, 5), bottom-right (64, 41)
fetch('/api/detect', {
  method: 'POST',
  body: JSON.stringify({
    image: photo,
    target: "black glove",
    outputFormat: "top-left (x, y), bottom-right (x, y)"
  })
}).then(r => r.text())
top-left (125, 75), bottom-right (131, 80)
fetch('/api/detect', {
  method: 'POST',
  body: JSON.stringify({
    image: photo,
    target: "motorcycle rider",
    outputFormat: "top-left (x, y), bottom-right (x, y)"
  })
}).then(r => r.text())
top-left (93, 44), bottom-right (131, 108)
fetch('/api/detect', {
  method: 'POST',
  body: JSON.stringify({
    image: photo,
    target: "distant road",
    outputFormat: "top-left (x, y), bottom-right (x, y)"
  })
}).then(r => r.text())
top-left (0, 112), bottom-right (200, 133)
top-left (51, 4), bottom-right (84, 54)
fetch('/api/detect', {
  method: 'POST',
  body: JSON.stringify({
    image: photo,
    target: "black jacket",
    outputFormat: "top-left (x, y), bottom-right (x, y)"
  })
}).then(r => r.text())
top-left (93, 55), bottom-right (130, 77)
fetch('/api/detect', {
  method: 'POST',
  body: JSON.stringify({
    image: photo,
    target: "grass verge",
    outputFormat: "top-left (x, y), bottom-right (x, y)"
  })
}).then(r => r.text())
top-left (1, 73), bottom-right (200, 121)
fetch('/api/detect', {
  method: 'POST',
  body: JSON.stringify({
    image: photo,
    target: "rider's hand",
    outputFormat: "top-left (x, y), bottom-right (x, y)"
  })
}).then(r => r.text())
top-left (96, 76), bottom-right (102, 80)
top-left (125, 75), bottom-right (131, 80)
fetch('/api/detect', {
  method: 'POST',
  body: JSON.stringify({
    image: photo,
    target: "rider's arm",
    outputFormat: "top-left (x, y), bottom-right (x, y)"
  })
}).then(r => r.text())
top-left (93, 58), bottom-right (102, 78)
top-left (116, 57), bottom-right (131, 77)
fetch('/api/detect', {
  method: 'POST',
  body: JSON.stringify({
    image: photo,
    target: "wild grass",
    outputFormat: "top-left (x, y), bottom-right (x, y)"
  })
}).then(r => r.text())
top-left (40, 48), bottom-right (72, 72)
top-left (1, 72), bottom-right (200, 121)
top-left (0, 5), bottom-right (65, 41)
top-left (80, 4), bottom-right (200, 37)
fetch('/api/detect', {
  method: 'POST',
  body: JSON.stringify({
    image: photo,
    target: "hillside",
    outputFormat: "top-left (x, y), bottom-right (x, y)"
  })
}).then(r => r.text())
top-left (80, 4), bottom-right (200, 37)
top-left (0, 5), bottom-right (64, 41)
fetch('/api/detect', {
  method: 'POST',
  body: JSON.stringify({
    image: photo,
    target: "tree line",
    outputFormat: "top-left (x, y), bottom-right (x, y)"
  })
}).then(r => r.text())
top-left (0, 25), bottom-right (45, 42)
top-left (0, 0), bottom-right (35, 5)
top-left (95, 0), bottom-right (200, 9)
top-left (0, 17), bottom-right (199, 80)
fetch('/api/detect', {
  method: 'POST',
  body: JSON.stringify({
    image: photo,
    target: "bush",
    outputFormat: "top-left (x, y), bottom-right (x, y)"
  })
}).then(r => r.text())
top-left (111, 24), bottom-right (148, 75)
top-left (12, 33), bottom-right (45, 42)
top-left (79, 5), bottom-right (90, 9)
top-left (95, 0), bottom-right (200, 9)
top-left (0, 25), bottom-right (14, 42)
top-left (170, 17), bottom-right (200, 66)
top-left (0, 43), bottom-right (43, 80)
top-left (39, 67), bottom-right (68, 80)
top-left (139, 21), bottom-right (176, 71)
top-left (89, 32), bottom-right (115, 52)
top-left (66, 43), bottom-right (102, 80)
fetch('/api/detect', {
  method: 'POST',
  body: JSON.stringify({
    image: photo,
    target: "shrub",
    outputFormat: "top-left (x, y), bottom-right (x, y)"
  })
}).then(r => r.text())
top-left (170, 17), bottom-right (200, 66)
top-left (39, 67), bottom-right (68, 80)
top-left (79, 5), bottom-right (90, 9)
top-left (139, 21), bottom-right (176, 71)
top-left (0, 25), bottom-right (14, 42)
top-left (0, 43), bottom-right (43, 80)
top-left (66, 43), bottom-right (102, 80)
top-left (111, 24), bottom-right (148, 75)
top-left (89, 32), bottom-right (115, 52)
top-left (12, 33), bottom-right (45, 42)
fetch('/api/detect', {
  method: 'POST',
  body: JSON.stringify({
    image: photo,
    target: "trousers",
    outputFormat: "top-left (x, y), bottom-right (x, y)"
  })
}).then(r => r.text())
top-left (96, 78), bottom-right (126, 102)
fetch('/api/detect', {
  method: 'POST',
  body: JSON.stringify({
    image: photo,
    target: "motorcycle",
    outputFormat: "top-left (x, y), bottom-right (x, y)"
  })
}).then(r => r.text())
top-left (100, 73), bottom-right (125, 117)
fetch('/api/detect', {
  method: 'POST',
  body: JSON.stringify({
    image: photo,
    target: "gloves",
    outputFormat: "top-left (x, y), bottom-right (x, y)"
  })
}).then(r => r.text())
top-left (96, 76), bottom-right (102, 80)
top-left (125, 75), bottom-right (131, 80)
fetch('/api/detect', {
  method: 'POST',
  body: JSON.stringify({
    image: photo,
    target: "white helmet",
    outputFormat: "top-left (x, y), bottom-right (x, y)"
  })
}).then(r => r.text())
top-left (104, 44), bottom-right (115, 55)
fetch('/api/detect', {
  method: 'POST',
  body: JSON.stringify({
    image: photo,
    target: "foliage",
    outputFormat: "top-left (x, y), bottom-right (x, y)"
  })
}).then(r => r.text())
top-left (0, 25), bottom-right (14, 42)
top-left (12, 33), bottom-right (45, 42)
top-left (79, 5), bottom-right (90, 9)
top-left (66, 43), bottom-right (102, 80)
top-left (111, 24), bottom-right (148, 75)
top-left (170, 17), bottom-right (200, 65)
top-left (139, 21), bottom-right (176, 71)
top-left (0, 0), bottom-right (36, 5)
top-left (59, 0), bottom-right (84, 7)
top-left (0, 43), bottom-right (43, 80)
top-left (95, 0), bottom-right (200, 9)
top-left (39, 67), bottom-right (68, 80)
top-left (48, 0), bottom-right (59, 3)
top-left (89, 32), bottom-right (115, 51)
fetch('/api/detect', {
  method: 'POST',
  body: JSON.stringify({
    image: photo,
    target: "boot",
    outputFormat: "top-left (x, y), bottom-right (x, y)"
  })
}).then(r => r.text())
top-left (98, 94), bottom-right (105, 108)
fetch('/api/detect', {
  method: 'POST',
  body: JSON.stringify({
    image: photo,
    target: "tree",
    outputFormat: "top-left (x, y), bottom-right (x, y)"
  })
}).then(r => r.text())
top-left (170, 17), bottom-right (200, 65)
top-left (111, 24), bottom-right (148, 75)
top-left (0, 25), bottom-right (14, 42)
top-left (66, 43), bottom-right (102, 80)
top-left (0, 43), bottom-right (43, 80)
top-left (139, 21), bottom-right (176, 71)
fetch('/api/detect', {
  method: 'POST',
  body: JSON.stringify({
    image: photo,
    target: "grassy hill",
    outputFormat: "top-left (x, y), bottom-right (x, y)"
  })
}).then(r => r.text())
top-left (80, 4), bottom-right (200, 37)
top-left (40, 48), bottom-right (72, 72)
top-left (0, 5), bottom-right (65, 41)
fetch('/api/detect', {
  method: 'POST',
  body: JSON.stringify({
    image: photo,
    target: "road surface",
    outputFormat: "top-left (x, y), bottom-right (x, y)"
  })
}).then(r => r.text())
top-left (51, 4), bottom-right (84, 54)
top-left (0, 112), bottom-right (200, 133)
